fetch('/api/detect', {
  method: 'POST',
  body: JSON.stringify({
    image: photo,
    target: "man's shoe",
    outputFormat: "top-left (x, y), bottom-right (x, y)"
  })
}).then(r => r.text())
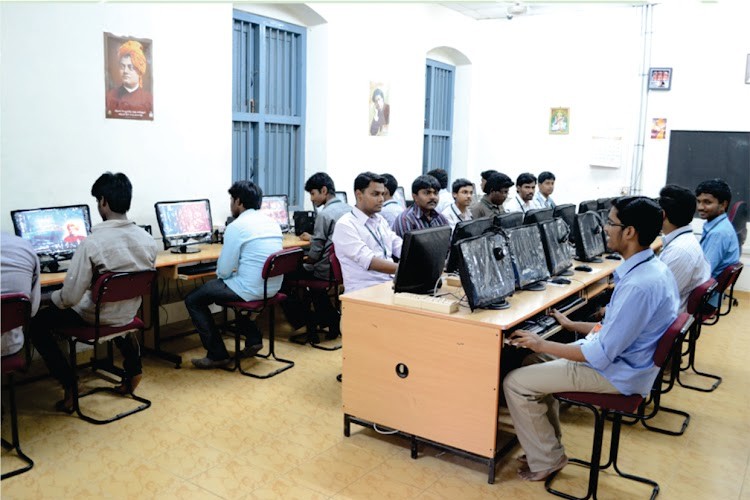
top-left (191, 357), bottom-right (231, 369)
top-left (239, 343), bottom-right (263, 358)
top-left (324, 330), bottom-right (340, 341)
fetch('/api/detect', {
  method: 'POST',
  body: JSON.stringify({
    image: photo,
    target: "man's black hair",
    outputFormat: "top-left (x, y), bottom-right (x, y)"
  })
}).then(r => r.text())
top-left (486, 173), bottom-right (514, 193)
top-left (613, 196), bottom-right (663, 247)
top-left (695, 178), bottom-right (732, 205)
top-left (411, 174), bottom-right (441, 195)
top-left (425, 168), bottom-right (449, 190)
top-left (381, 173), bottom-right (398, 197)
top-left (304, 172), bottom-right (336, 194)
top-left (371, 88), bottom-right (384, 103)
top-left (538, 171), bottom-right (556, 184)
top-left (228, 180), bottom-right (263, 210)
top-left (452, 178), bottom-right (473, 194)
top-left (480, 170), bottom-right (499, 181)
top-left (659, 184), bottom-right (697, 228)
top-left (91, 172), bottom-right (132, 214)
top-left (354, 172), bottom-right (386, 192)
top-left (516, 172), bottom-right (537, 187)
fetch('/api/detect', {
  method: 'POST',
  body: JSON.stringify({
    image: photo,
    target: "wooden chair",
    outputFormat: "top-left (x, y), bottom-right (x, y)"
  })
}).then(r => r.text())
top-left (1, 293), bottom-right (34, 480)
top-left (55, 271), bottom-right (155, 425)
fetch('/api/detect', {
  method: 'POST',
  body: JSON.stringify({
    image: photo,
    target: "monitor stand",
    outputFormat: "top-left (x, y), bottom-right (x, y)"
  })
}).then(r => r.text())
top-left (522, 281), bottom-right (547, 292)
top-left (483, 299), bottom-right (510, 310)
top-left (576, 256), bottom-right (603, 263)
top-left (171, 245), bottom-right (200, 254)
top-left (40, 257), bottom-right (68, 274)
top-left (559, 268), bottom-right (574, 277)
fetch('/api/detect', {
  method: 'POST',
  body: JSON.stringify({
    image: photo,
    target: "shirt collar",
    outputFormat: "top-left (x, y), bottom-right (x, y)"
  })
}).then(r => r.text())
top-left (92, 219), bottom-right (136, 231)
top-left (704, 213), bottom-right (727, 231)
top-left (324, 198), bottom-right (342, 209)
top-left (383, 199), bottom-right (398, 207)
top-left (481, 195), bottom-right (499, 209)
top-left (352, 206), bottom-right (379, 227)
top-left (409, 204), bottom-right (436, 221)
top-left (614, 248), bottom-right (654, 282)
top-left (662, 225), bottom-right (692, 246)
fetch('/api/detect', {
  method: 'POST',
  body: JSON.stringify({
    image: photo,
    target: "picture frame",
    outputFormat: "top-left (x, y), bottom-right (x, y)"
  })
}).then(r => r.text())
top-left (648, 67), bottom-right (672, 91)
top-left (745, 54), bottom-right (750, 84)
top-left (549, 107), bottom-right (569, 135)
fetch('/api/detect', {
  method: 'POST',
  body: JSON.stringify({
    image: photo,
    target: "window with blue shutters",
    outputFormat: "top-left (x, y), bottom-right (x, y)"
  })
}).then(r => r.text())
top-left (423, 59), bottom-right (454, 177)
top-left (233, 10), bottom-right (306, 208)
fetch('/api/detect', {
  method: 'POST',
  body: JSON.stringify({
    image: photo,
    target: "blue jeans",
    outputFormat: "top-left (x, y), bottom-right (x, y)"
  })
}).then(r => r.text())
top-left (184, 279), bottom-right (262, 360)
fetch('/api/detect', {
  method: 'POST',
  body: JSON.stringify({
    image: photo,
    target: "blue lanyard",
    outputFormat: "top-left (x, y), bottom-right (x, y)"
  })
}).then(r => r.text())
top-left (365, 221), bottom-right (388, 258)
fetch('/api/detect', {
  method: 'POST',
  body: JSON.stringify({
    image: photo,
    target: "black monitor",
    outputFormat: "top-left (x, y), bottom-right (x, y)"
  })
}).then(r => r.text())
top-left (456, 232), bottom-right (515, 311)
top-left (293, 210), bottom-right (316, 236)
top-left (597, 208), bottom-right (613, 253)
top-left (11, 204), bottom-right (93, 272)
top-left (446, 216), bottom-right (494, 273)
top-left (578, 199), bottom-right (599, 214)
top-left (523, 208), bottom-right (554, 226)
top-left (393, 186), bottom-right (407, 209)
top-left (572, 211), bottom-right (606, 262)
top-left (553, 204), bottom-right (576, 231)
top-left (597, 197), bottom-right (617, 210)
top-left (494, 211), bottom-right (524, 230)
top-left (538, 218), bottom-right (574, 277)
top-left (393, 226), bottom-right (452, 295)
top-left (506, 224), bottom-right (550, 291)
top-left (260, 194), bottom-right (291, 233)
top-left (335, 191), bottom-right (348, 204)
top-left (154, 199), bottom-right (213, 254)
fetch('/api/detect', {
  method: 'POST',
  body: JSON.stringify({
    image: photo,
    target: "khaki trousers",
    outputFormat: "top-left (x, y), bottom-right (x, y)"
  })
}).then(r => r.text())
top-left (502, 358), bottom-right (618, 472)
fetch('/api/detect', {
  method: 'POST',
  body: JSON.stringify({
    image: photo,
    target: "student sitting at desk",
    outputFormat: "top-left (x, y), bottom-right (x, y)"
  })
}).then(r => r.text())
top-left (658, 184), bottom-right (711, 313)
top-left (391, 175), bottom-right (449, 238)
top-left (504, 172), bottom-right (540, 214)
top-left (185, 181), bottom-right (282, 368)
top-left (441, 178), bottom-right (474, 230)
top-left (379, 173), bottom-right (403, 227)
top-left (534, 171), bottom-right (556, 209)
top-left (504, 196), bottom-right (678, 482)
top-left (695, 178), bottom-right (740, 279)
top-left (286, 172), bottom-right (351, 344)
top-left (425, 168), bottom-right (452, 214)
top-left (30, 172), bottom-right (158, 412)
top-left (331, 172), bottom-right (402, 294)
top-left (470, 172), bottom-right (513, 219)
top-left (1, 232), bottom-right (41, 356)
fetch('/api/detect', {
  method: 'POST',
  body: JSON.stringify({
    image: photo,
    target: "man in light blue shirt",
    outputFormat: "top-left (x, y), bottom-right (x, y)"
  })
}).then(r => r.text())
top-left (503, 196), bottom-right (678, 483)
top-left (186, 181), bottom-right (283, 369)
top-left (695, 178), bottom-right (740, 278)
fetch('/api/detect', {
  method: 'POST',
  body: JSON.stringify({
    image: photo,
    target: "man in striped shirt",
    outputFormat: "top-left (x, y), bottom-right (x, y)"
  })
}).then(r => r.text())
top-left (392, 175), bottom-right (449, 238)
top-left (658, 185), bottom-right (711, 312)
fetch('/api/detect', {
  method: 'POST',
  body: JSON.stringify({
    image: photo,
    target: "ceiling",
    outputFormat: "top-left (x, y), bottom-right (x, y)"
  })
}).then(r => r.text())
top-left (440, 1), bottom-right (648, 21)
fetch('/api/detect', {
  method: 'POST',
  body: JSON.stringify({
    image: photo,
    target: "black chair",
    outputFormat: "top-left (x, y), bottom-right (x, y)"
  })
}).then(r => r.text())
top-left (1, 293), bottom-right (35, 480)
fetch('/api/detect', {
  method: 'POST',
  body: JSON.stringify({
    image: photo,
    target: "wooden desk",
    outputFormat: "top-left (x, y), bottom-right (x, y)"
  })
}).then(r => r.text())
top-left (340, 257), bottom-right (620, 483)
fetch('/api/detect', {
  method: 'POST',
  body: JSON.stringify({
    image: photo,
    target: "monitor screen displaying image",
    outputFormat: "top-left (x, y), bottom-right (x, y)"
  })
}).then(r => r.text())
top-left (456, 232), bottom-right (515, 311)
top-left (11, 204), bottom-right (92, 259)
top-left (154, 199), bottom-right (213, 253)
top-left (573, 211), bottom-right (606, 262)
top-left (393, 226), bottom-right (452, 295)
top-left (506, 224), bottom-right (550, 291)
top-left (260, 195), bottom-right (290, 232)
top-left (538, 218), bottom-right (573, 276)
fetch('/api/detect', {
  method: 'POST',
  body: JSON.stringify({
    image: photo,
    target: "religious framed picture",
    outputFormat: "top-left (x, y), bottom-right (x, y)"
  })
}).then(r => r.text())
top-left (368, 81), bottom-right (390, 136)
top-left (648, 67), bottom-right (672, 91)
top-left (549, 107), bottom-right (569, 135)
top-left (104, 32), bottom-right (154, 120)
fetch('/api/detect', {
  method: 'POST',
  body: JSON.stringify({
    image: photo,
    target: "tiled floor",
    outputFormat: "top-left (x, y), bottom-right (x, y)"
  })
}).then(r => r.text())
top-left (3, 292), bottom-right (749, 499)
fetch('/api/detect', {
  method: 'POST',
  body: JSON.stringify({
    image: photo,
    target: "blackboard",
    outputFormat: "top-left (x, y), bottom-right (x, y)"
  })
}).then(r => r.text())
top-left (666, 131), bottom-right (750, 206)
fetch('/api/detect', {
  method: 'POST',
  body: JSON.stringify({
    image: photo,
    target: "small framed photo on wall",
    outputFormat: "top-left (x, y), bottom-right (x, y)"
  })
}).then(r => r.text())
top-left (648, 67), bottom-right (672, 91)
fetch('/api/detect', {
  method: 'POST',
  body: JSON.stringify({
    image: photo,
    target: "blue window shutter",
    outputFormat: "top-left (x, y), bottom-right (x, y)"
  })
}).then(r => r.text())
top-left (423, 59), bottom-right (454, 178)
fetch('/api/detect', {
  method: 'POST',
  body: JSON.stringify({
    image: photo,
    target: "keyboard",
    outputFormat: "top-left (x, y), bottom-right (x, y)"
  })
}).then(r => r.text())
top-left (178, 262), bottom-right (217, 276)
top-left (506, 315), bottom-right (563, 343)
top-left (393, 292), bottom-right (459, 314)
top-left (554, 295), bottom-right (586, 314)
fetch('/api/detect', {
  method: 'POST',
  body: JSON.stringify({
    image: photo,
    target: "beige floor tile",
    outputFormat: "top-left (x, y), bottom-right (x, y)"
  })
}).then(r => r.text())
top-left (244, 476), bottom-right (329, 500)
top-left (333, 470), bottom-right (424, 499)
top-left (286, 454), bottom-right (368, 496)
top-left (190, 458), bottom-right (278, 499)
top-left (153, 480), bottom-right (224, 499)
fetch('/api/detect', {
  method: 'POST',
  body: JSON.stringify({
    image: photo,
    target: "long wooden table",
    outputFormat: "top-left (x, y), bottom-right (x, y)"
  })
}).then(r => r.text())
top-left (340, 257), bottom-right (621, 484)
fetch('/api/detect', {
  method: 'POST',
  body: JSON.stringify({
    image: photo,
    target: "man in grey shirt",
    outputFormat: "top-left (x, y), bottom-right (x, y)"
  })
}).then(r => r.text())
top-left (1, 233), bottom-right (41, 356)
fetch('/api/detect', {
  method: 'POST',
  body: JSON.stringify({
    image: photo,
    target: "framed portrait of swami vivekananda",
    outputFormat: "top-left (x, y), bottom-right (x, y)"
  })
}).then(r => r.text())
top-left (104, 33), bottom-right (154, 120)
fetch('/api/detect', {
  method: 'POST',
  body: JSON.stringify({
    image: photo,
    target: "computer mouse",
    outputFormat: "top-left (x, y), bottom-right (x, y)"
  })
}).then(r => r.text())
top-left (605, 253), bottom-right (622, 260)
top-left (574, 265), bottom-right (593, 272)
top-left (550, 277), bottom-right (571, 285)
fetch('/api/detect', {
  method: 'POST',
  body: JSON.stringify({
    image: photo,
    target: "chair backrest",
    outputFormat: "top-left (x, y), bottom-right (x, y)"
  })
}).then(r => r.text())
top-left (686, 278), bottom-right (718, 317)
top-left (91, 271), bottom-right (157, 305)
top-left (1, 293), bottom-right (31, 335)
top-left (653, 312), bottom-right (694, 368)
top-left (715, 262), bottom-right (743, 296)
top-left (262, 247), bottom-right (304, 280)
top-left (329, 244), bottom-right (343, 285)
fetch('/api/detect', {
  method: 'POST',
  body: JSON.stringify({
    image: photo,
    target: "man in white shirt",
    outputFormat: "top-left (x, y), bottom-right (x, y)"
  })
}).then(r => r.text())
top-left (658, 184), bottom-right (711, 312)
top-left (331, 172), bottom-right (403, 294)
top-left (534, 171), bottom-right (556, 209)
top-left (380, 173), bottom-right (404, 227)
top-left (1, 233), bottom-right (41, 356)
top-left (426, 168), bottom-right (453, 214)
top-left (441, 178), bottom-right (474, 231)
top-left (505, 172), bottom-right (541, 214)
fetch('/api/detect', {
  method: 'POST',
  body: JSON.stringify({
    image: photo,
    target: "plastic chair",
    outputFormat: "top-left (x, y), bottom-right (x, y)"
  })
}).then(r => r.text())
top-left (727, 200), bottom-right (747, 246)
top-left (219, 247), bottom-right (304, 378)
top-left (711, 262), bottom-right (743, 320)
top-left (1, 293), bottom-right (34, 480)
top-left (55, 271), bottom-right (156, 424)
top-left (545, 312), bottom-right (692, 500)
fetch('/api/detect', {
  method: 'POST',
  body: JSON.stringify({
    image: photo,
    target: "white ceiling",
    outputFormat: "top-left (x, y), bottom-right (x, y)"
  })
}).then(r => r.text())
top-left (440, 1), bottom-right (648, 21)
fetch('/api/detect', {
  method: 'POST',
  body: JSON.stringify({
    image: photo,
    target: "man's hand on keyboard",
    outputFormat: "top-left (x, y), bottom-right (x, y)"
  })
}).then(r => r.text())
top-left (509, 329), bottom-right (543, 352)
top-left (549, 309), bottom-right (572, 330)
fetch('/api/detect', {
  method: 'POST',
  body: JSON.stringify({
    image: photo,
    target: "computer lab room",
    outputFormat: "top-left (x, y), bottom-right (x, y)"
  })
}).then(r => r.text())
top-left (1, 1), bottom-right (749, 499)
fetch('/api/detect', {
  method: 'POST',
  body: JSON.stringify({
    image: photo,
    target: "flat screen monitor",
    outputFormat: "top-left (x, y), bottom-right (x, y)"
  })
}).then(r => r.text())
top-left (494, 211), bottom-right (524, 230)
top-left (154, 199), bottom-right (213, 254)
top-left (446, 216), bottom-right (494, 273)
top-left (578, 199), bottom-right (599, 214)
top-left (597, 208), bottom-right (613, 252)
top-left (523, 208), bottom-right (554, 226)
top-left (538, 218), bottom-right (573, 277)
top-left (597, 197), bottom-right (617, 210)
top-left (393, 226), bottom-right (452, 295)
top-left (335, 191), bottom-right (348, 204)
top-left (506, 224), bottom-right (550, 291)
top-left (456, 232), bottom-right (515, 311)
top-left (260, 194), bottom-right (290, 233)
top-left (553, 203), bottom-right (577, 244)
top-left (11, 204), bottom-right (92, 271)
top-left (393, 186), bottom-right (407, 209)
top-left (573, 211), bottom-right (606, 262)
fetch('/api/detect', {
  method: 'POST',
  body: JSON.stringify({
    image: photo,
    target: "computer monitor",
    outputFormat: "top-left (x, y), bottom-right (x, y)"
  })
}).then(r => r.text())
top-left (523, 208), bottom-right (554, 226)
top-left (11, 204), bottom-right (92, 272)
top-left (578, 199), bottom-right (599, 214)
top-left (553, 203), bottom-right (577, 245)
top-left (455, 232), bottom-right (515, 311)
top-left (393, 226), bottom-right (452, 295)
top-left (506, 224), bottom-right (550, 291)
top-left (260, 194), bottom-right (291, 233)
top-left (572, 211), bottom-right (606, 262)
top-left (154, 199), bottom-right (213, 254)
top-left (597, 197), bottom-right (617, 210)
top-left (494, 211), bottom-right (524, 230)
top-left (446, 217), bottom-right (494, 273)
top-left (293, 210), bottom-right (316, 236)
top-left (538, 218), bottom-right (574, 277)
top-left (393, 186), bottom-right (407, 209)
top-left (596, 208), bottom-right (617, 254)
top-left (335, 191), bottom-right (348, 204)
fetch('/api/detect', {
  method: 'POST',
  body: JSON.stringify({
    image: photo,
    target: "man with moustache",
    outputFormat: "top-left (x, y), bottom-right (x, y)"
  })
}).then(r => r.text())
top-left (505, 172), bottom-right (540, 214)
top-left (391, 175), bottom-right (449, 238)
